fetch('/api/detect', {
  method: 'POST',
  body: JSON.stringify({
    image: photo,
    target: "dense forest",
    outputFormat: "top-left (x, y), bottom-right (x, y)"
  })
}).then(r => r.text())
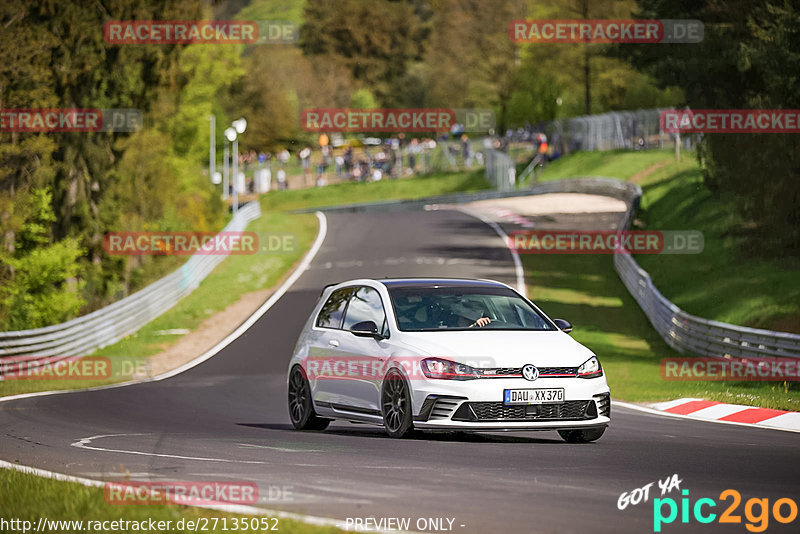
top-left (1, 0), bottom-right (796, 330)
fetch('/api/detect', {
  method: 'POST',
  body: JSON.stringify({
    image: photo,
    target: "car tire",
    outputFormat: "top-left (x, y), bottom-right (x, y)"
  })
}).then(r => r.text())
top-left (288, 365), bottom-right (330, 431)
top-left (381, 368), bottom-right (415, 438)
top-left (558, 427), bottom-right (605, 443)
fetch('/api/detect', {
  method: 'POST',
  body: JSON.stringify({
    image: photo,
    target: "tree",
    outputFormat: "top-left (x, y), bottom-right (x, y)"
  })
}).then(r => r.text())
top-left (300, 0), bottom-right (426, 105)
top-left (620, 0), bottom-right (800, 252)
top-left (0, 188), bottom-right (84, 329)
top-left (350, 89), bottom-right (379, 108)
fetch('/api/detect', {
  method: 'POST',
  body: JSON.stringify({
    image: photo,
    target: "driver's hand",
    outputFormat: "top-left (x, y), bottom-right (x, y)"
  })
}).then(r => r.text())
top-left (470, 317), bottom-right (491, 328)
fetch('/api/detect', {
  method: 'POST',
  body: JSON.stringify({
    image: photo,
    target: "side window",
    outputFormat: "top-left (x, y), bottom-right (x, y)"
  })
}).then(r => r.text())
top-left (316, 287), bottom-right (355, 329)
top-left (511, 301), bottom-right (549, 329)
top-left (343, 286), bottom-right (387, 334)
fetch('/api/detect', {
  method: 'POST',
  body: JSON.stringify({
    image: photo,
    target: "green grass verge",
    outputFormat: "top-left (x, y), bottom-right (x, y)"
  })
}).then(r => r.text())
top-left (536, 149), bottom-right (677, 181)
top-left (261, 169), bottom-right (490, 212)
top-left (0, 468), bottom-right (341, 534)
top-left (527, 253), bottom-right (799, 410)
top-left (634, 162), bottom-right (800, 331)
top-left (529, 149), bottom-right (800, 410)
top-left (0, 211), bottom-right (318, 398)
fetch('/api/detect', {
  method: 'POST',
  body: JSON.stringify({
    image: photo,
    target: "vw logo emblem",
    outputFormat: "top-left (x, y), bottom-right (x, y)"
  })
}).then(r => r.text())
top-left (522, 364), bottom-right (539, 381)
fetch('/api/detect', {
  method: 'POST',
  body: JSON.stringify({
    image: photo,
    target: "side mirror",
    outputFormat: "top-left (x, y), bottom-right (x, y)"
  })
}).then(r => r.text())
top-left (350, 320), bottom-right (382, 338)
top-left (553, 318), bottom-right (573, 334)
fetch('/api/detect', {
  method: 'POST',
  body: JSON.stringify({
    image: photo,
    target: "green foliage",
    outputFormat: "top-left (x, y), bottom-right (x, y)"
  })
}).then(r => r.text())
top-left (350, 88), bottom-right (379, 109)
top-left (0, 239), bottom-right (85, 330)
top-left (0, 189), bottom-right (85, 329)
top-left (621, 0), bottom-right (800, 252)
top-left (511, 0), bottom-right (681, 122)
top-left (0, 0), bottom-right (234, 329)
top-left (235, 0), bottom-right (308, 24)
top-left (300, 0), bottom-right (426, 105)
top-left (171, 44), bottom-right (245, 162)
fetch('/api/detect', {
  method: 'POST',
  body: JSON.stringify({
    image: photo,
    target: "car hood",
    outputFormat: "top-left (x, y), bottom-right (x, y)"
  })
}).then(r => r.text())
top-left (394, 330), bottom-right (596, 368)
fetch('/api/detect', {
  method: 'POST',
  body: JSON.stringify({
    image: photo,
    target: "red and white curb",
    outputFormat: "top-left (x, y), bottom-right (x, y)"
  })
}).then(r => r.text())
top-left (647, 398), bottom-right (800, 432)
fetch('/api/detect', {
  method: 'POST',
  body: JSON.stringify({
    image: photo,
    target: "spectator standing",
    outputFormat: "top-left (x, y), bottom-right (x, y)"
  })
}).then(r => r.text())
top-left (461, 134), bottom-right (473, 168)
top-left (408, 138), bottom-right (420, 174)
top-left (278, 149), bottom-right (290, 168)
top-left (335, 154), bottom-right (344, 178)
top-left (344, 146), bottom-right (354, 176)
top-left (299, 146), bottom-right (312, 186)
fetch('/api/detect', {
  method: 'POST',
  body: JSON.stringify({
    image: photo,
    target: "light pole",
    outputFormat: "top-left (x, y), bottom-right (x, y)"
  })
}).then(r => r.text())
top-left (223, 127), bottom-right (234, 201)
top-left (209, 115), bottom-right (216, 184)
top-left (226, 118), bottom-right (247, 214)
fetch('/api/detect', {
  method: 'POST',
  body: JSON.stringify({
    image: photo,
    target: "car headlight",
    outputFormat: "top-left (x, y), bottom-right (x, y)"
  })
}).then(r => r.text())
top-left (420, 358), bottom-right (481, 380)
top-left (577, 356), bottom-right (603, 378)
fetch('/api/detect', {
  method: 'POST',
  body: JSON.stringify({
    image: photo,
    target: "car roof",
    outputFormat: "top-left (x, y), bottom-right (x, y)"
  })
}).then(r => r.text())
top-left (320, 278), bottom-right (512, 297)
top-left (377, 278), bottom-right (508, 289)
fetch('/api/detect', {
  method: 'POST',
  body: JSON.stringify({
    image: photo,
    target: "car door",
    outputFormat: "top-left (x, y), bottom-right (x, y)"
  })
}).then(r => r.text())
top-left (307, 287), bottom-right (354, 405)
top-left (334, 286), bottom-right (392, 412)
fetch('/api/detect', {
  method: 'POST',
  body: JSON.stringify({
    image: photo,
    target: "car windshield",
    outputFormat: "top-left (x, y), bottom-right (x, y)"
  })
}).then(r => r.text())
top-left (388, 286), bottom-right (555, 331)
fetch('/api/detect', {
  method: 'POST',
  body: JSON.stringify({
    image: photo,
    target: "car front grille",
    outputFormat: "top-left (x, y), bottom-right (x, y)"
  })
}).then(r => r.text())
top-left (481, 366), bottom-right (578, 378)
top-left (451, 400), bottom-right (593, 422)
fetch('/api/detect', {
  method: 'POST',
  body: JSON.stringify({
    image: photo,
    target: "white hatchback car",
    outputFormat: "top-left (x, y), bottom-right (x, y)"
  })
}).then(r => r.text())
top-left (287, 278), bottom-right (610, 442)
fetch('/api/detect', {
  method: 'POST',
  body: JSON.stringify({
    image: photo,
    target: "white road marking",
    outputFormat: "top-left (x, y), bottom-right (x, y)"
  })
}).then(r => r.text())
top-left (455, 206), bottom-right (526, 297)
top-left (237, 443), bottom-right (325, 453)
top-left (71, 433), bottom-right (269, 464)
top-left (0, 459), bottom-right (411, 532)
top-left (69, 434), bottom-right (434, 469)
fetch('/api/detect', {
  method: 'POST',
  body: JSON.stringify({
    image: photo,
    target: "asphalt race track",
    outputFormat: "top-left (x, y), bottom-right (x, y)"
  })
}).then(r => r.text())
top-left (1, 204), bottom-right (797, 534)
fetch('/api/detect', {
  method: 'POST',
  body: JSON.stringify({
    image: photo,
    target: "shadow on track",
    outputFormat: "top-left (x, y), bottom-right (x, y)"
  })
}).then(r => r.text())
top-left (236, 423), bottom-right (564, 444)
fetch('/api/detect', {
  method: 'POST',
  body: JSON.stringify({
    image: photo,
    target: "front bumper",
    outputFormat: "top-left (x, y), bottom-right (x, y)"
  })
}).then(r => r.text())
top-left (410, 376), bottom-right (610, 430)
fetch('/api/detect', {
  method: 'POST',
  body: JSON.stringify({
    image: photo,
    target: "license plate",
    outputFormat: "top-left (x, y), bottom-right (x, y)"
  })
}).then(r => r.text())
top-left (504, 388), bottom-right (564, 405)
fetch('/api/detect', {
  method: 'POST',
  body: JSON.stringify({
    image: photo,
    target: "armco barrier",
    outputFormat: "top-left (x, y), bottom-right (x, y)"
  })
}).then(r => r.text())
top-left (531, 177), bottom-right (800, 360)
top-left (0, 203), bottom-right (261, 371)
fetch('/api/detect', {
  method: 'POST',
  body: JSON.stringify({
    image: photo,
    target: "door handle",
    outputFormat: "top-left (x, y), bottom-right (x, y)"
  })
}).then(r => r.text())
top-left (328, 339), bottom-right (339, 347)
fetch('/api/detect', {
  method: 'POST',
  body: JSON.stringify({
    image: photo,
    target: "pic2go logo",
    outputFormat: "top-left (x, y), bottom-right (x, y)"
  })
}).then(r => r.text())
top-left (654, 489), bottom-right (798, 532)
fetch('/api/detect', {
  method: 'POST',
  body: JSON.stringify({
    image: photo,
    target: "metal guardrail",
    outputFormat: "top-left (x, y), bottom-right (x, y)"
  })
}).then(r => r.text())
top-left (614, 251), bottom-right (800, 359)
top-left (540, 177), bottom-right (800, 359)
top-left (0, 203), bottom-right (261, 369)
top-left (545, 108), bottom-right (678, 154)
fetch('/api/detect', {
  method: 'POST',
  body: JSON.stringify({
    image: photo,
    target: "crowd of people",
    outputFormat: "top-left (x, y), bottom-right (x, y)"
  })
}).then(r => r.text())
top-left (239, 133), bottom-right (484, 190)
top-left (229, 128), bottom-right (556, 194)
